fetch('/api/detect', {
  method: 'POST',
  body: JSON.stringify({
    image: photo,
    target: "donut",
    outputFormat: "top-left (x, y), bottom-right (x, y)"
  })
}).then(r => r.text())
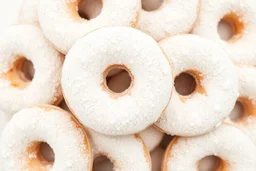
top-left (155, 34), bottom-right (238, 136)
top-left (87, 129), bottom-right (151, 171)
top-left (225, 66), bottom-right (256, 144)
top-left (0, 105), bottom-right (92, 171)
top-left (192, 0), bottom-right (256, 66)
top-left (151, 147), bottom-right (164, 171)
top-left (19, 0), bottom-right (39, 25)
top-left (62, 27), bottom-right (173, 135)
top-left (38, 0), bottom-right (141, 54)
top-left (137, 0), bottom-right (200, 41)
top-left (0, 25), bottom-right (63, 114)
top-left (139, 126), bottom-right (164, 152)
top-left (162, 124), bottom-right (256, 171)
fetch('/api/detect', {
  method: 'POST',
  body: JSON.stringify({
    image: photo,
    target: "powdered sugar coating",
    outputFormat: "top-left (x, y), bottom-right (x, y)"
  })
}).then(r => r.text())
top-left (0, 110), bottom-right (10, 136)
top-left (38, 0), bottom-right (141, 54)
top-left (0, 25), bottom-right (63, 114)
top-left (156, 35), bottom-right (239, 136)
top-left (62, 27), bottom-right (173, 135)
top-left (225, 66), bottom-right (256, 144)
top-left (139, 126), bottom-right (164, 152)
top-left (19, 0), bottom-right (39, 25)
top-left (137, 0), bottom-right (200, 41)
top-left (0, 105), bottom-right (92, 171)
top-left (163, 124), bottom-right (256, 171)
top-left (87, 129), bottom-right (151, 171)
top-left (192, 0), bottom-right (256, 66)
top-left (0, 0), bottom-right (23, 30)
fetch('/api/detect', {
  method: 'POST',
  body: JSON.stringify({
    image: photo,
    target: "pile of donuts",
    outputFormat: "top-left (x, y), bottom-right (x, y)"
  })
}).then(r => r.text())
top-left (0, 0), bottom-right (256, 170)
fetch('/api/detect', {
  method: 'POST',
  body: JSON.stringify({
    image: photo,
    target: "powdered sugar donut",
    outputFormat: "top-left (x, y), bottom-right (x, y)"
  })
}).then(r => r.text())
top-left (38, 0), bottom-right (141, 54)
top-left (137, 0), bottom-right (200, 41)
top-left (0, 105), bottom-right (92, 171)
top-left (0, 25), bottom-right (63, 114)
top-left (192, 0), bottom-right (256, 66)
top-left (62, 27), bottom-right (173, 135)
top-left (225, 66), bottom-right (256, 144)
top-left (155, 35), bottom-right (238, 136)
top-left (87, 129), bottom-right (151, 171)
top-left (162, 124), bottom-right (256, 171)
top-left (139, 126), bottom-right (164, 152)
top-left (19, 0), bottom-right (39, 25)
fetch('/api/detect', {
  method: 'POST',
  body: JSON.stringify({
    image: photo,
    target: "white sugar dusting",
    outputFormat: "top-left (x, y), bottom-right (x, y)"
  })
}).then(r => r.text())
top-left (0, 105), bottom-right (91, 171)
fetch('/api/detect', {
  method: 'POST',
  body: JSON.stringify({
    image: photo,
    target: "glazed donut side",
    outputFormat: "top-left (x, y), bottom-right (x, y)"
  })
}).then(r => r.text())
top-left (38, 0), bottom-right (141, 54)
top-left (225, 66), bottom-right (256, 144)
top-left (137, 0), bottom-right (200, 41)
top-left (87, 129), bottom-right (151, 171)
top-left (162, 124), bottom-right (256, 171)
top-left (192, 0), bottom-right (256, 66)
top-left (62, 27), bottom-right (173, 135)
top-left (155, 34), bottom-right (238, 136)
top-left (0, 105), bottom-right (92, 171)
top-left (0, 25), bottom-right (63, 114)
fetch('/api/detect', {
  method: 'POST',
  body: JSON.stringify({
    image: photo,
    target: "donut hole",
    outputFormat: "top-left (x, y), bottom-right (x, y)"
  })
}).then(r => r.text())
top-left (103, 65), bottom-right (133, 95)
top-left (198, 155), bottom-right (224, 171)
top-left (39, 142), bottom-right (55, 163)
top-left (93, 156), bottom-right (114, 171)
top-left (2, 57), bottom-right (35, 89)
top-left (21, 59), bottom-right (35, 81)
top-left (174, 72), bottom-right (197, 96)
top-left (218, 13), bottom-right (244, 42)
top-left (26, 142), bottom-right (55, 170)
top-left (78, 0), bottom-right (103, 20)
top-left (142, 0), bottom-right (164, 11)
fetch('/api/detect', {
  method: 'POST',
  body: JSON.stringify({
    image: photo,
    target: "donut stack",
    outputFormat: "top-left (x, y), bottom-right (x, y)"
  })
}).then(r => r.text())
top-left (0, 0), bottom-right (256, 170)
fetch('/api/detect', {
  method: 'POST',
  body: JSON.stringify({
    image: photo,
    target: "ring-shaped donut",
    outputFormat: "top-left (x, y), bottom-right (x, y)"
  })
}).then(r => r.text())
top-left (62, 27), bottom-right (173, 135)
top-left (155, 34), bottom-right (238, 136)
top-left (0, 25), bottom-right (63, 114)
top-left (38, 0), bottom-right (141, 53)
top-left (192, 0), bottom-right (256, 66)
top-left (137, 0), bottom-right (200, 41)
top-left (0, 105), bottom-right (92, 171)
top-left (162, 124), bottom-right (256, 171)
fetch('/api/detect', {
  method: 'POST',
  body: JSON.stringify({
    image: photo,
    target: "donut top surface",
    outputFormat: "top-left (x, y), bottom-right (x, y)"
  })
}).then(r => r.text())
top-left (156, 34), bottom-right (239, 136)
top-left (38, 0), bottom-right (141, 53)
top-left (62, 27), bottom-right (173, 135)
